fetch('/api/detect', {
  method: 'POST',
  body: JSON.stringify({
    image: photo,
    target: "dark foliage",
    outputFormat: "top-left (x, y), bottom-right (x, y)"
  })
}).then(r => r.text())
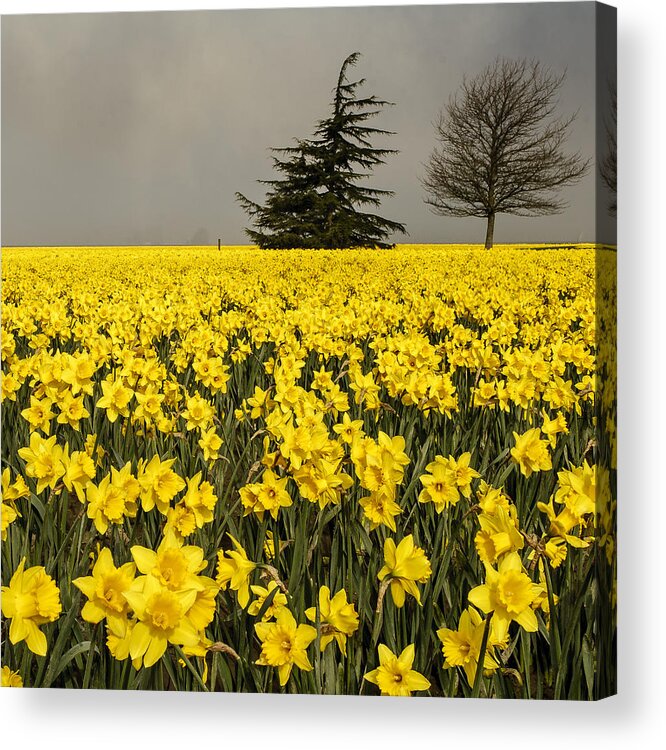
top-left (236, 53), bottom-right (406, 249)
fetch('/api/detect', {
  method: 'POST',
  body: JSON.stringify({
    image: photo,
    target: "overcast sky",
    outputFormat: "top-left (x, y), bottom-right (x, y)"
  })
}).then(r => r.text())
top-left (1, 2), bottom-right (616, 246)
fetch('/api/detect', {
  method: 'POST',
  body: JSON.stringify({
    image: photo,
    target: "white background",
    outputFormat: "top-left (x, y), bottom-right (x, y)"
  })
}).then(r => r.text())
top-left (1, 1), bottom-right (664, 748)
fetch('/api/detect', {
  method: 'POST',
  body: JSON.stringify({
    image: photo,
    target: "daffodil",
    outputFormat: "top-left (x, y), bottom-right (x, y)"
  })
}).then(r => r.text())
top-left (540, 409), bottom-right (568, 448)
top-left (255, 469), bottom-right (293, 520)
top-left (56, 391), bottom-right (89, 430)
top-left (182, 392), bottom-right (215, 432)
top-left (359, 489), bottom-right (403, 532)
top-left (418, 458), bottom-right (460, 512)
top-left (292, 458), bottom-right (353, 510)
top-left (198, 427), bottom-right (223, 461)
top-left (248, 581), bottom-right (289, 621)
top-left (554, 461), bottom-right (596, 521)
top-left (536, 496), bottom-right (590, 566)
top-left (20, 394), bottom-right (55, 434)
top-left (179, 472), bottom-right (218, 527)
top-left (110, 463), bottom-right (141, 506)
top-left (62, 444), bottom-right (96, 501)
top-left (445, 452), bottom-right (480, 498)
top-left (1, 501), bottom-right (19, 540)
top-left (510, 428), bottom-right (552, 477)
top-left (254, 608), bottom-right (317, 686)
top-left (137, 455), bottom-right (185, 514)
top-left (305, 586), bottom-right (359, 655)
top-left (17, 432), bottom-right (65, 494)
top-left (131, 531), bottom-right (207, 592)
top-left (105, 615), bottom-right (141, 669)
top-left (123, 575), bottom-right (199, 668)
top-left (1, 467), bottom-right (30, 503)
top-left (73, 547), bottom-right (136, 627)
top-left (476, 481), bottom-right (511, 515)
top-left (84, 433), bottom-right (105, 467)
top-left (132, 392), bottom-right (161, 427)
top-left (1, 558), bottom-right (62, 656)
top-left (437, 606), bottom-right (502, 686)
top-left (86, 473), bottom-right (138, 534)
top-left (1, 468), bottom-right (29, 540)
top-left (96, 376), bottom-right (133, 422)
top-left (165, 502), bottom-right (199, 538)
top-left (216, 535), bottom-right (256, 608)
top-left (378, 535), bottom-right (432, 607)
top-left (333, 413), bottom-right (364, 445)
top-left (468, 551), bottom-right (541, 641)
top-left (354, 432), bottom-right (410, 495)
top-left (474, 505), bottom-right (524, 565)
top-left (1, 665), bottom-right (23, 687)
top-left (364, 644), bottom-right (430, 696)
top-left (185, 577), bottom-right (221, 631)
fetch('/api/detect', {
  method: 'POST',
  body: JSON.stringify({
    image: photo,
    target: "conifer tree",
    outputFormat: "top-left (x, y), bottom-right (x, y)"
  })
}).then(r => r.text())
top-left (236, 53), bottom-right (406, 249)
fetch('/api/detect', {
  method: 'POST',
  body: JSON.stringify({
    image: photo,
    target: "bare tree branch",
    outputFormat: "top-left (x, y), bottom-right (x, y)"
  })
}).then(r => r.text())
top-left (599, 81), bottom-right (617, 217)
top-left (421, 58), bottom-right (590, 248)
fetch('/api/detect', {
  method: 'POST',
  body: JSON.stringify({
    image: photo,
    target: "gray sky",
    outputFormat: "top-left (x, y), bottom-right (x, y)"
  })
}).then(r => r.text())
top-left (1, 2), bottom-right (615, 246)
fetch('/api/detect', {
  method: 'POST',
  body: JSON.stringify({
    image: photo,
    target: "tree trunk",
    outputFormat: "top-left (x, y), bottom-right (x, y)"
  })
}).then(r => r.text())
top-left (484, 213), bottom-right (495, 250)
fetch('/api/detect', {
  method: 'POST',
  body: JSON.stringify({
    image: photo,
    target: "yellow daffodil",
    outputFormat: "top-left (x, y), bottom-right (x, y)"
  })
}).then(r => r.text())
top-left (17, 432), bottom-right (65, 494)
top-left (123, 575), bottom-right (199, 668)
top-left (254, 469), bottom-right (293, 520)
top-left (182, 392), bottom-right (215, 432)
top-left (20, 394), bottom-right (55, 434)
top-left (198, 427), bottom-right (223, 461)
top-left (540, 409), bottom-right (568, 448)
top-left (510, 428), bottom-right (552, 477)
top-left (178, 471), bottom-right (218, 528)
top-left (418, 458), bottom-right (460, 512)
top-left (254, 608), bottom-right (317, 686)
top-left (1, 558), bottom-right (62, 656)
top-left (359, 489), bottom-right (403, 532)
top-left (1, 665), bottom-right (24, 687)
top-left (85, 473), bottom-right (138, 534)
top-left (96, 376), bottom-right (133, 422)
top-left (73, 547), bottom-right (137, 627)
top-left (56, 391), bottom-right (90, 430)
top-left (364, 644), bottom-right (431, 696)
top-left (468, 551), bottom-right (541, 641)
top-left (1, 468), bottom-right (29, 540)
top-left (305, 585), bottom-right (359, 655)
top-left (105, 616), bottom-right (142, 669)
top-left (137, 455), bottom-right (185, 514)
top-left (333, 413), bottom-right (364, 445)
top-left (248, 581), bottom-right (289, 620)
top-left (437, 606), bottom-right (502, 686)
top-left (474, 505), bottom-right (524, 565)
top-left (1, 501), bottom-right (19, 540)
top-left (131, 531), bottom-right (207, 592)
top-left (378, 535), bottom-right (432, 607)
top-left (62, 444), bottom-right (96, 501)
top-left (216, 535), bottom-right (256, 608)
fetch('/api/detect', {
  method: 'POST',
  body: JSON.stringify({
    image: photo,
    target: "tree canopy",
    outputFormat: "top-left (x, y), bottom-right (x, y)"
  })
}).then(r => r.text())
top-left (236, 52), bottom-right (406, 249)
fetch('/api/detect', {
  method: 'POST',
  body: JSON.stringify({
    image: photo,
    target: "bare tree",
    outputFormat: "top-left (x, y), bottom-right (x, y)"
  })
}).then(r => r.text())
top-left (599, 82), bottom-right (617, 217)
top-left (422, 58), bottom-right (590, 249)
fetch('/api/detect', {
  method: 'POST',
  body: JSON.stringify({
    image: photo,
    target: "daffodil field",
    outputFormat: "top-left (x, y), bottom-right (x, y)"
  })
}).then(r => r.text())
top-left (1, 245), bottom-right (616, 698)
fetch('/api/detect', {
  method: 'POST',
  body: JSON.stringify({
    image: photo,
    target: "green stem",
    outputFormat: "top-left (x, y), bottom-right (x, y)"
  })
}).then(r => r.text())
top-left (472, 613), bottom-right (493, 698)
top-left (174, 645), bottom-right (209, 692)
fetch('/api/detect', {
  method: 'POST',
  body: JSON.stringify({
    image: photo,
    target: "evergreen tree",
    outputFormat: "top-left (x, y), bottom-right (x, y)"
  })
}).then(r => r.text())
top-left (236, 53), bottom-right (406, 249)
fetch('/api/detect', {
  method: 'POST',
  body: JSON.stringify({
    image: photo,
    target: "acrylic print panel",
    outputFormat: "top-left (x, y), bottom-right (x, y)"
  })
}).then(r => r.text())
top-left (1, 1), bottom-right (616, 699)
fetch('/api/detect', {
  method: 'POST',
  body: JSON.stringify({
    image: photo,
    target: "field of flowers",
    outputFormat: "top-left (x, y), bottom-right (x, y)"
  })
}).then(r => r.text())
top-left (0, 244), bottom-right (616, 698)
